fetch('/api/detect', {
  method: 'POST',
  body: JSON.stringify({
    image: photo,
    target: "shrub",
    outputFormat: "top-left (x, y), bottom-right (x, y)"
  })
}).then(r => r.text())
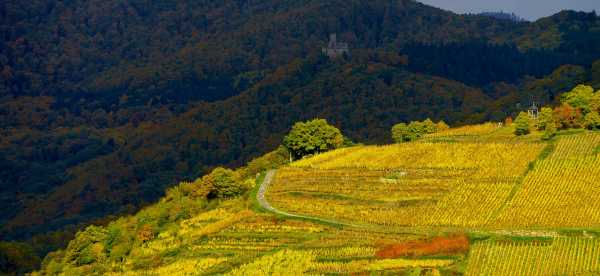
top-left (244, 146), bottom-right (289, 177)
top-left (203, 167), bottom-right (245, 199)
top-left (422, 119), bottom-right (438, 134)
top-left (392, 118), bottom-right (443, 143)
top-left (63, 226), bottom-right (108, 266)
top-left (436, 121), bottom-right (450, 132)
top-left (537, 107), bottom-right (554, 131)
top-left (554, 104), bottom-right (583, 129)
top-left (182, 167), bottom-right (246, 199)
top-left (391, 123), bottom-right (410, 143)
top-left (375, 234), bottom-right (469, 259)
top-left (584, 111), bottom-right (600, 130)
top-left (542, 121), bottom-right (557, 140)
top-left (514, 112), bottom-right (531, 136)
top-left (137, 224), bottom-right (154, 244)
top-left (561, 85), bottom-right (595, 113)
top-left (592, 92), bottom-right (600, 113)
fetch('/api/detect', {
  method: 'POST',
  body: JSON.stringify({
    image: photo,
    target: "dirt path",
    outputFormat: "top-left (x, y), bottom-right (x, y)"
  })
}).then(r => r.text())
top-left (257, 169), bottom-right (362, 228)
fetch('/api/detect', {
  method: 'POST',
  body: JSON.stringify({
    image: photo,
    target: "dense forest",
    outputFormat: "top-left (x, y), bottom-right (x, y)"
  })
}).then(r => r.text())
top-left (1, 0), bottom-right (600, 272)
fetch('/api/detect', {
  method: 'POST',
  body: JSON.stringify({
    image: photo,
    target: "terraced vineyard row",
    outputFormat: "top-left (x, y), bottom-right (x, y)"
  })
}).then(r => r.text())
top-left (494, 133), bottom-right (600, 227)
top-left (425, 122), bottom-right (500, 138)
top-left (549, 133), bottom-right (600, 159)
top-left (466, 237), bottom-right (600, 275)
top-left (103, 196), bottom-right (459, 275)
top-left (268, 141), bottom-right (545, 227)
top-left (292, 142), bottom-right (544, 177)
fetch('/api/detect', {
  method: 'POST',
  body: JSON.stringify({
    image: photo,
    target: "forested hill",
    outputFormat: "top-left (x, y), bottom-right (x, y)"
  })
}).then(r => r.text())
top-left (2, 0), bottom-right (599, 103)
top-left (1, 0), bottom-right (600, 272)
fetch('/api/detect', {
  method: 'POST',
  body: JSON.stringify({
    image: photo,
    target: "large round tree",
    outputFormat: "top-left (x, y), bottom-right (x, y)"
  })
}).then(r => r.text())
top-left (283, 119), bottom-right (344, 160)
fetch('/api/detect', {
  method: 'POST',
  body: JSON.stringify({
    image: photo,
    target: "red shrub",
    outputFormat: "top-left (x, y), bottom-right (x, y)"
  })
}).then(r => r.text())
top-left (375, 234), bottom-right (469, 259)
top-left (554, 104), bottom-right (583, 129)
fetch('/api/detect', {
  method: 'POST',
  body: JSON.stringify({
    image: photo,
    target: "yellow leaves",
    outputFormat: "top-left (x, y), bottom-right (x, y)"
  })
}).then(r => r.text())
top-left (312, 258), bottom-right (454, 273)
top-left (425, 122), bottom-right (500, 137)
top-left (494, 133), bottom-right (600, 228)
top-left (550, 133), bottom-right (600, 159)
top-left (182, 210), bottom-right (254, 239)
top-left (308, 246), bottom-right (376, 259)
top-left (180, 208), bottom-right (233, 227)
top-left (466, 238), bottom-right (600, 275)
top-left (494, 157), bottom-right (600, 227)
top-left (225, 248), bottom-right (452, 275)
top-left (291, 142), bottom-right (544, 178)
top-left (225, 250), bottom-right (316, 276)
top-left (106, 257), bottom-right (228, 276)
top-left (270, 138), bottom-right (544, 228)
top-left (425, 180), bottom-right (514, 226)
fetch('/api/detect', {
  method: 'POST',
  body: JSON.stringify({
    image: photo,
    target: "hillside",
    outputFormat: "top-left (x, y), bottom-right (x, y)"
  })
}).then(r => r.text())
top-left (32, 123), bottom-right (600, 275)
top-left (3, 59), bottom-right (596, 244)
top-left (2, 0), bottom-right (600, 270)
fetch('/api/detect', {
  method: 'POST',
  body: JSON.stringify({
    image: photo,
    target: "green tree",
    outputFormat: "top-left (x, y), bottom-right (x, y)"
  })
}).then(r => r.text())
top-left (407, 121), bottom-right (427, 141)
top-left (542, 120), bottom-right (557, 140)
top-left (584, 111), bottom-right (600, 130)
top-left (514, 112), bottom-right (531, 136)
top-left (283, 119), bottom-right (344, 160)
top-left (591, 92), bottom-right (600, 113)
top-left (392, 119), bottom-right (445, 143)
top-left (422, 118), bottom-right (438, 134)
top-left (536, 107), bottom-right (554, 130)
top-left (561, 85), bottom-right (595, 113)
top-left (391, 123), bottom-right (410, 143)
top-left (202, 167), bottom-right (245, 199)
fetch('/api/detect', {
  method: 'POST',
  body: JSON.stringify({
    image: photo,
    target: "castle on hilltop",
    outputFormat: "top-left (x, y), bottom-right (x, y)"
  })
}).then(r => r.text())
top-left (322, 34), bottom-right (349, 58)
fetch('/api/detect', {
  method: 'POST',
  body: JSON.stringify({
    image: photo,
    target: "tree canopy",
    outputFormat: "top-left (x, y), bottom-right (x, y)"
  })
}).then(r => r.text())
top-left (561, 85), bottom-right (596, 113)
top-left (283, 119), bottom-right (344, 160)
top-left (514, 112), bottom-right (531, 136)
top-left (392, 119), bottom-right (446, 143)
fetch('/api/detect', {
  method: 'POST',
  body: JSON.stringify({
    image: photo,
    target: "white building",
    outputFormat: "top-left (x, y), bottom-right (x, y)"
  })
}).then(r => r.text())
top-left (322, 34), bottom-right (349, 59)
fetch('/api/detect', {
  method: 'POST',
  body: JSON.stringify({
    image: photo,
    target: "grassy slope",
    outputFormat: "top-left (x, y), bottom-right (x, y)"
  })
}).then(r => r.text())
top-left (35, 124), bottom-right (600, 275)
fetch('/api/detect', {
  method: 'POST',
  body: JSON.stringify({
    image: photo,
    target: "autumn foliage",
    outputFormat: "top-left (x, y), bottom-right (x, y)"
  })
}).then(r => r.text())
top-left (375, 234), bottom-right (470, 259)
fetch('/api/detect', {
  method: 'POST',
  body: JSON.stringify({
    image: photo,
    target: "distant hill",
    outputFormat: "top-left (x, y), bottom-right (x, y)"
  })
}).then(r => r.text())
top-left (1, 1), bottom-right (600, 272)
top-left (479, 11), bottom-right (527, 22)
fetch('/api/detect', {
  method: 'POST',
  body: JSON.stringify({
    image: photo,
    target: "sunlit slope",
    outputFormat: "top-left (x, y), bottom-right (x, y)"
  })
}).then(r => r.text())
top-left (267, 138), bottom-right (546, 227)
top-left (91, 198), bottom-right (453, 275)
top-left (268, 129), bottom-right (600, 229)
top-left (34, 123), bottom-right (600, 275)
top-left (466, 237), bottom-right (600, 275)
top-left (495, 134), bottom-right (600, 227)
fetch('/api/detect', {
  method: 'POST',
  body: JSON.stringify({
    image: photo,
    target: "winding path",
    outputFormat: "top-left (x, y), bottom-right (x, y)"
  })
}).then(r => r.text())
top-left (257, 169), bottom-right (362, 228)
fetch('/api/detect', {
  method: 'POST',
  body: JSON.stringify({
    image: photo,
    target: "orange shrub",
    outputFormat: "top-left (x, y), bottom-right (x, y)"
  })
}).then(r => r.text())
top-left (137, 224), bottom-right (154, 243)
top-left (375, 234), bottom-right (469, 259)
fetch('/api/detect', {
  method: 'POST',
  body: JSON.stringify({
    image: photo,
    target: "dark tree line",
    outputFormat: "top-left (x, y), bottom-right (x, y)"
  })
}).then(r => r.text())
top-left (402, 40), bottom-right (598, 87)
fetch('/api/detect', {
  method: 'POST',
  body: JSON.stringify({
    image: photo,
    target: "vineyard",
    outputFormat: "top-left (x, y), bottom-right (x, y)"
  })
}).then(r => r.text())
top-left (269, 141), bottom-right (545, 227)
top-left (35, 125), bottom-right (600, 275)
top-left (494, 133), bottom-right (600, 227)
top-left (466, 237), bottom-right (600, 275)
top-left (424, 122), bottom-right (501, 138)
top-left (93, 197), bottom-right (462, 275)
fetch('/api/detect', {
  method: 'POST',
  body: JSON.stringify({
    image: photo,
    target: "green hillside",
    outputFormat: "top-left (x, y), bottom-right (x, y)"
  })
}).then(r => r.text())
top-left (2, 0), bottom-right (600, 272)
top-left (31, 111), bottom-right (600, 274)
